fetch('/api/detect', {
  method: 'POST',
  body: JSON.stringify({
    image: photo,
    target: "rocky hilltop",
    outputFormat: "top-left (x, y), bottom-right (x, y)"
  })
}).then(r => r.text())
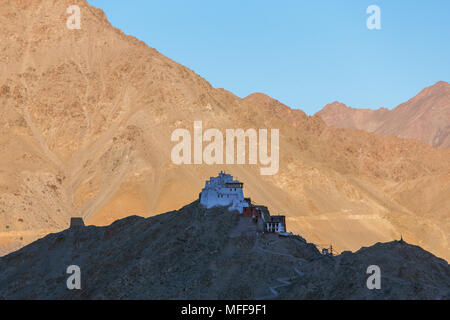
top-left (0, 202), bottom-right (448, 300)
top-left (1, 0), bottom-right (450, 263)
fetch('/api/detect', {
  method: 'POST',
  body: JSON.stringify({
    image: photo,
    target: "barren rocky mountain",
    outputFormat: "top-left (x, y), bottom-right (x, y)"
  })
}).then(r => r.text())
top-left (0, 202), bottom-right (448, 300)
top-left (1, 0), bottom-right (449, 263)
top-left (316, 81), bottom-right (450, 148)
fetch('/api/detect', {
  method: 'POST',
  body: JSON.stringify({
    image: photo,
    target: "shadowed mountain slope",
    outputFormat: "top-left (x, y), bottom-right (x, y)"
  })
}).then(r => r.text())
top-left (0, 202), bottom-right (448, 300)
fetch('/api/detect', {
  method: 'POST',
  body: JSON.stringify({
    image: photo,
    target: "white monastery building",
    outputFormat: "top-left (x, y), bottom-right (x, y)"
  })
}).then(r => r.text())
top-left (199, 171), bottom-right (289, 235)
top-left (199, 171), bottom-right (250, 213)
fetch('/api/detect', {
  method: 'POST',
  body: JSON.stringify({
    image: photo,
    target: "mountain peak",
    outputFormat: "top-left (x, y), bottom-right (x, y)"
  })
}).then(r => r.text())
top-left (432, 80), bottom-right (449, 87)
top-left (242, 92), bottom-right (309, 124)
top-left (317, 81), bottom-right (450, 148)
top-left (243, 92), bottom-right (286, 107)
top-left (319, 101), bottom-right (349, 112)
top-left (415, 80), bottom-right (450, 98)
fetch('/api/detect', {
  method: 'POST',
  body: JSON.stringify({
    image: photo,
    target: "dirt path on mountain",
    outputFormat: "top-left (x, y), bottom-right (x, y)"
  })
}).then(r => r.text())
top-left (253, 237), bottom-right (306, 300)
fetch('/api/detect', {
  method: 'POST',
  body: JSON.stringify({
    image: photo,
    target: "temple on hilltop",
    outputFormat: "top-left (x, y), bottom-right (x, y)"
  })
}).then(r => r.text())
top-left (199, 171), bottom-right (288, 235)
top-left (199, 171), bottom-right (250, 213)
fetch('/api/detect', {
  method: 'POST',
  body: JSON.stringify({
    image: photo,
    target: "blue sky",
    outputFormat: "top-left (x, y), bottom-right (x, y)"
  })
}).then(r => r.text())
top-left (87, 0), bottom-right (450, 115)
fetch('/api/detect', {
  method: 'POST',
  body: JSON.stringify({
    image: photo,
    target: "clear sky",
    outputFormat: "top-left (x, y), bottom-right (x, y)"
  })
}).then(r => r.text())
top-left (87, 0), bottom-right (450, 115)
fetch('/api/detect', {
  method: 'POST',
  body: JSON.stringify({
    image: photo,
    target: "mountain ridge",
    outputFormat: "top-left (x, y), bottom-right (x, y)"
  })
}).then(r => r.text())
top-left (316, 81), bottom-right (450, 148)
